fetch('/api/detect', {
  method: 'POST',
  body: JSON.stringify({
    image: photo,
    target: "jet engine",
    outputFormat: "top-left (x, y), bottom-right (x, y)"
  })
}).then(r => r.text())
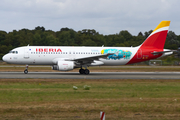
top-left (52, 61), bottom-right (74, 71)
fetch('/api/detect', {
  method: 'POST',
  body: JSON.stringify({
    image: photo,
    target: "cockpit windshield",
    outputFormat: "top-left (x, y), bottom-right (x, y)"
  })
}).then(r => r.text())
top-left (9, 51), bottom-right (18, 54)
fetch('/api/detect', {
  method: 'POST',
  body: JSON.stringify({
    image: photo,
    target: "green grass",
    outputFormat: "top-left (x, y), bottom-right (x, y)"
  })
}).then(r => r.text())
top-left (0, 81), bottom-right (179, 103)
top-left (0, 79), bottom-right (180, 119)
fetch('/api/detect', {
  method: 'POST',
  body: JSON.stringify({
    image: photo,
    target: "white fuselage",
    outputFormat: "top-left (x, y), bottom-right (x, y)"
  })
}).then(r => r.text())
top-left (2, 46), bottom-right (139, 66)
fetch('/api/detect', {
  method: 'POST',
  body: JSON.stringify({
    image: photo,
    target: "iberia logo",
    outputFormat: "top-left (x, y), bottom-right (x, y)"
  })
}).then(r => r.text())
top-left (36, 48), bottom-right (62, 52)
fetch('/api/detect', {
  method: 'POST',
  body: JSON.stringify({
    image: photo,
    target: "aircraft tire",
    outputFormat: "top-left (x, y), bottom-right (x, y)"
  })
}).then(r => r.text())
top-left (84, 69), bottom-right (90, 75)
top-left (79, 69), bottom-right (85, 74)
top-left (24, 70), bottom-right (28, 74)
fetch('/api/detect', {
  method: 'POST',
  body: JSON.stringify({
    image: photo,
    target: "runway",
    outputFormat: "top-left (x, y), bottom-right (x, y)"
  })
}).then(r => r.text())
top-left (0, 72), bottom-right (180, 79)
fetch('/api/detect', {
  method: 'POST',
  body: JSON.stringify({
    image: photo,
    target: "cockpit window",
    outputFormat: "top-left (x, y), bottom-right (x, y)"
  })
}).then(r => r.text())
top-left (9, 51), bottom-right (18, 54)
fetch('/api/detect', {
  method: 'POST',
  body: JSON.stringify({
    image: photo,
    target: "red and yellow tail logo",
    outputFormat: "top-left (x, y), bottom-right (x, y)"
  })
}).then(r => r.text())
top-left (141, 21), bottom-right (170, 49)
top-left (153, 21), bottom-right (170, 33)
top-left (127, 21), bottom-right (170, 65)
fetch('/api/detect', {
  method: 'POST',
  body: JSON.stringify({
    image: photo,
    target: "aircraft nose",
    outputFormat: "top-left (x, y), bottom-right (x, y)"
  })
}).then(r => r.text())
top-left (2, 54), bottom-right (8, 62)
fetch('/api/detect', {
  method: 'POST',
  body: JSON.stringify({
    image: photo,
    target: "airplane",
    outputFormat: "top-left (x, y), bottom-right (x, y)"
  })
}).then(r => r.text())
top-left (2, 21), bottom-right (173, 74)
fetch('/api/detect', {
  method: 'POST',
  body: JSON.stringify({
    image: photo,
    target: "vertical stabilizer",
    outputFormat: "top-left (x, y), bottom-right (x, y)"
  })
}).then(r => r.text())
top-left (126, 21), bottom-right (171, 65)
top-left (140, 21), bottom-right (170, 49)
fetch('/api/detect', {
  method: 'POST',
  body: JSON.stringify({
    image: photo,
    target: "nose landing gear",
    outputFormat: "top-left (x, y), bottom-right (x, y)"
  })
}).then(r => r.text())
top-left (24, 65), bottom-right (28, 74)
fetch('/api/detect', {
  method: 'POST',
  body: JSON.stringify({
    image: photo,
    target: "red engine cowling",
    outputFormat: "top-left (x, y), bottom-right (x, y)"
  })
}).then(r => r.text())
top-left (52, 61), bottom-right (74, 71)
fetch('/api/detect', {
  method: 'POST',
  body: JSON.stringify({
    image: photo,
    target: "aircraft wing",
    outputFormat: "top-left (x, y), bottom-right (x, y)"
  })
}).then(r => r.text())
top-left (52, 53), bottom-right (114, 65)
top-left (64, 53), bottom-right (114, 65)
top-left (71, 53), bottom-right (113, 61)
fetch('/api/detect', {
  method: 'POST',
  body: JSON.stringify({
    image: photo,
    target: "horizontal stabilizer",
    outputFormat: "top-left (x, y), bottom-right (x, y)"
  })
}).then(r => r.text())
top-left (151, 50), bottom-right (176, 55)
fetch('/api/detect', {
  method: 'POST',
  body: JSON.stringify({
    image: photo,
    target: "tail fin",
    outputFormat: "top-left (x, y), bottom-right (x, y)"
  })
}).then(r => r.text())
top-left (140, 21), bottom-right (170, 50)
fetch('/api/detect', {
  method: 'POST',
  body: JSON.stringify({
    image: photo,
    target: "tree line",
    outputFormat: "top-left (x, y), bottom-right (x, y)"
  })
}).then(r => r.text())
top-left (0, 26), bottom-right (179, 56)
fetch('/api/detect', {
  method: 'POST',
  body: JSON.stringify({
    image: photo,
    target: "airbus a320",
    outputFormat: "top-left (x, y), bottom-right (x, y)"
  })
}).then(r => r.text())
top-left (2, 21), bottom-right (173, 74)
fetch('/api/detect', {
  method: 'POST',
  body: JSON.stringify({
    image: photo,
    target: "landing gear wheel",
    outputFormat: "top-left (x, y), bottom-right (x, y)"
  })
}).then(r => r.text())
top-left (24, 65), bottom-right (29, 74)
top-left (84, 69), bottom-right (90, 75)
top-left (79, 69), bottom-right (85, 74)
top-left (24, 69), bottom-right (28, 74)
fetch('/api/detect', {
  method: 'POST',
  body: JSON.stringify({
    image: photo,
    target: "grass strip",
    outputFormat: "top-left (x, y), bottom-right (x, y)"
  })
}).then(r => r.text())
top-left (0, 79), bottom-right (180, 119)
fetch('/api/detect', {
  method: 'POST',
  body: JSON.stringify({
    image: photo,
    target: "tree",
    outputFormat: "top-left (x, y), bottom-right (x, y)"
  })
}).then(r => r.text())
top-left (82, 39), bottom-right (97, 46)
top-left (144, 30), bottom-right (153, 39)
top-left (60, 27), bottom-right (70, 32)
top-left (0, 31), bottom-right (7, 45)
top-left (119, 30), bottom-right (133, 41)
top-left (0, 45), bottom-right (9, 54)
top-left (35, 26), bottom-right (45, 32)
top-left (33, 33), bottom-right (42, 45)
top-left (46, 34), bottom-right (59, 46)
top-left (138, 32), bottom-right (143, 36)
top-left (57, 31), bottom-right (75, 46)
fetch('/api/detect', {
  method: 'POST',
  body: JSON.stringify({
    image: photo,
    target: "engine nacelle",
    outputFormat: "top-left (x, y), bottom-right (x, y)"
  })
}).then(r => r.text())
top-left (52, 61), bottom-right (74, 71)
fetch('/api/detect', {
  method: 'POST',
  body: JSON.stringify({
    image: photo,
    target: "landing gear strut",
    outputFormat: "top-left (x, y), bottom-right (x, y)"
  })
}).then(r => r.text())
top-left (24, 65), bottom-right (28, 74)
top-left (79, 68), bottom-right (90, 75)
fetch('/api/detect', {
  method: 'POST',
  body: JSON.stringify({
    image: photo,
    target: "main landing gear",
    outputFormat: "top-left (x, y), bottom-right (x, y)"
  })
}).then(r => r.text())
top-left (79, 68), bottom-right (90, 75)
top-left (24, 65), bottom-right (28, 74)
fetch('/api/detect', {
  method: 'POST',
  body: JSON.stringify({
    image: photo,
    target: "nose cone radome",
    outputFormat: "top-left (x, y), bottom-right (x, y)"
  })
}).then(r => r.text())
top-left (2, 54), bottom-right (8, 62)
